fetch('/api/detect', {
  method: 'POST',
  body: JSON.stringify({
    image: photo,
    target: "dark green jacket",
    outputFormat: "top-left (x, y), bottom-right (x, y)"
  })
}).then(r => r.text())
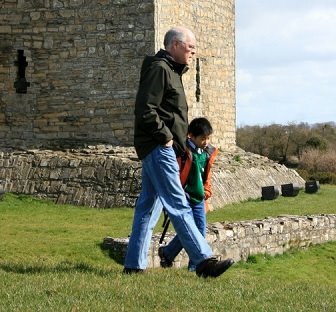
top-left (134, 49), bottom-right (189, 160)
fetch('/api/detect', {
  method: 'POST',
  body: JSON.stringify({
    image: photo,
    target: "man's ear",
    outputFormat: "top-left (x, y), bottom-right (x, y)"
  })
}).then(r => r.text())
top-left (172, 39), bottom-right (180, 50)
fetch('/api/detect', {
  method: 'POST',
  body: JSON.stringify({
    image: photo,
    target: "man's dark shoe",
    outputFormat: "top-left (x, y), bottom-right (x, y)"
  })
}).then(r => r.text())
top-left (123, 268), bottom-right (145, 274)
top-left (158, 246), bottom-right (173, 268)
top-left (196, 257), bottom-right (234, 278)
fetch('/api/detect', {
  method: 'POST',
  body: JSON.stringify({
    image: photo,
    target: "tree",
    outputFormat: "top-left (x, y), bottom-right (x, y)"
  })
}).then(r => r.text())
top-left (305, 136), bottom-right (327, 151)
top-left (236, 122), bottom-right (336, 166)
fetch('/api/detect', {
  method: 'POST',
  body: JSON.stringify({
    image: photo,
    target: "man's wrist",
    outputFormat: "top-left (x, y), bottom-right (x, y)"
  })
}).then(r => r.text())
top-left (164, 139), bottom-right (174, 147)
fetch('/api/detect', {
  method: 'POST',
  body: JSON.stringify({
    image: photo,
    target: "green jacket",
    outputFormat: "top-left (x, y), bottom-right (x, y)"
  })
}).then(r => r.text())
top-left (134, 49), bottom-right (189, 160)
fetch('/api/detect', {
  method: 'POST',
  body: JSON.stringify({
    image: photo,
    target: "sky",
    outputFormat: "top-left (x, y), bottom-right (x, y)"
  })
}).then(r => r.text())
top-left (235, 0), bottom-right (336, 126)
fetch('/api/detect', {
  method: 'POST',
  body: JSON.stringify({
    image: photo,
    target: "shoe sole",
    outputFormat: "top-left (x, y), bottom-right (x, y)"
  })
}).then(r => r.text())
top-left (197, 258), bottom-right (234, 278)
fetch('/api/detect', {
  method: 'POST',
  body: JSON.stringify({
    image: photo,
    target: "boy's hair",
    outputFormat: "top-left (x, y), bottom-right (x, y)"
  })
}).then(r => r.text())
top-left (188, 117), bottom-right (213, 137)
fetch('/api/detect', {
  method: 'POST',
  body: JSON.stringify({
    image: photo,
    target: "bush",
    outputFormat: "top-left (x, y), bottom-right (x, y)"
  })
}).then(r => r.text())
top-left (300, 148), bottom-right (336, 173)
top-left (296, 169), bottom-right (336, 185)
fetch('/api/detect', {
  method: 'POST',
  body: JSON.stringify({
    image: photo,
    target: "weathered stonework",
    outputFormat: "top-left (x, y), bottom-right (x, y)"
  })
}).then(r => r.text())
top-left (0, 146), bottom-right (305, 209)
top-left (0, 0), bottom-right (235, 150)
top-left (210, 148), bottom-right (305, 208)
top-left (0, 146), bottom-right (141, 207)
top-left (103, 214), bottom-right (336, 268)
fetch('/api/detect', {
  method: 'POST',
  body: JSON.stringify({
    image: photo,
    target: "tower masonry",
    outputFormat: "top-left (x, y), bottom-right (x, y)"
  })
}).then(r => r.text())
top-left (0, 0), bottom-right (235, 150)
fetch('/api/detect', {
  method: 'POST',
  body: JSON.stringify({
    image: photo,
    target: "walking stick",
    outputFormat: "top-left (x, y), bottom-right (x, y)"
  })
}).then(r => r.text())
top-left (159, 209), bottom-right (170, 244)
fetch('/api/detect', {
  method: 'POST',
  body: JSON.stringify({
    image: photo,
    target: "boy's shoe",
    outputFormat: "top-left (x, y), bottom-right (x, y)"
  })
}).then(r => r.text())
top-left (196, 257), bottom-right (234, 278)
top-left (158, 246), bottom-right (173, 268)
top-left (123, 268), bottom-right (145, 274)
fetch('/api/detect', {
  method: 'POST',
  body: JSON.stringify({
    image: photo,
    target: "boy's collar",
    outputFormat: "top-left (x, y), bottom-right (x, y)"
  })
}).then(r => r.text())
top-left (187, 138), bottom-right (203, 154)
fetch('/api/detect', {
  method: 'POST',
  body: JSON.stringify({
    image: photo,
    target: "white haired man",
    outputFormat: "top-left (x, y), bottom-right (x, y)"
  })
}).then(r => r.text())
top-left (123, 26), bottom-right (234, 277)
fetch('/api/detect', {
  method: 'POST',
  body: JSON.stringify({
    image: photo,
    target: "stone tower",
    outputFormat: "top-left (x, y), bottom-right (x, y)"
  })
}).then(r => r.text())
top-left (0, 0), bottom-right (235, 150)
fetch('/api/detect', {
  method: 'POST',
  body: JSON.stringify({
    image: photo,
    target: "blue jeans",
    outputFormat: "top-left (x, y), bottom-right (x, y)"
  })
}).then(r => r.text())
top-left (124, 145), bottom-right (213, 269)
top-left (162, 199), bottom-right (206, 271)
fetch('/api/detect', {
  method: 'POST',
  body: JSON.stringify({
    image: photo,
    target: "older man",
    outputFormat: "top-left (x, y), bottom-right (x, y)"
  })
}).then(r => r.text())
top-left (123, 26), bottom-right (234, 277)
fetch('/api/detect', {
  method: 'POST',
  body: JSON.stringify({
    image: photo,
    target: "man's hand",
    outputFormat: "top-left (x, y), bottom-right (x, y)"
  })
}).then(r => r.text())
top-left (164, 140), bottom-right (174, 147)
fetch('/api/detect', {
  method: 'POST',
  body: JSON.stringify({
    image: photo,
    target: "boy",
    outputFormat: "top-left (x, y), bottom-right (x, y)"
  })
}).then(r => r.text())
top-left (159, 117), bottom-right (218, 271)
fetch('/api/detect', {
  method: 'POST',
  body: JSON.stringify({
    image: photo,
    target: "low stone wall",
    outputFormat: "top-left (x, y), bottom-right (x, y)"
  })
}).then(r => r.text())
top-left (0, 146), bottom-right (141, 207)
top-left (103, 214), bottom-right (336, 268)
top-left (208, 149), bottom-right (305, 209)
top-left (0, 145), bottom-right (305, 209)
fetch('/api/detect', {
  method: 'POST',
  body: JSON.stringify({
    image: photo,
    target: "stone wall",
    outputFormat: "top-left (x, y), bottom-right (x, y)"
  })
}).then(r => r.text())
top-left (103, 214), bottom-right (336, 268)
top-left (0, 0), bottom-right (155, 148)
top-left (0, 146), bottom-right (141, 207)
top-left (154, 0), bottom-right (236, 148)
top-left (210, 148), bottom-right (305, 208)
top-left (0, 146), bottom-right (304, 209)
top-left (0, 0), bottom-right (235, 150)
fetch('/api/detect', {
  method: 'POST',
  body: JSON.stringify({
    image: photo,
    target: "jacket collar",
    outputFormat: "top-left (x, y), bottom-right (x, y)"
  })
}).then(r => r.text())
top-left (155, 49), bottom-right (189, 75)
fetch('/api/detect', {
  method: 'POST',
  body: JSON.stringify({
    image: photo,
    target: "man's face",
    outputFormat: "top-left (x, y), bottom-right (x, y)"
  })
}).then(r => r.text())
top-left (171, 32), bottom-right (196, 65)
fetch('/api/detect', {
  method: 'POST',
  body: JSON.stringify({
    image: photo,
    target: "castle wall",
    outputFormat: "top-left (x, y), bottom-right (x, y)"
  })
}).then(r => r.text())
top-left (0, 0), bottom-right (155, 148)
top-left (0, 0), bottom-right (236, 150)
top-left (0, 147), bottom-right (305, 209)
top-left (155, 0), bottom-right (236, 149)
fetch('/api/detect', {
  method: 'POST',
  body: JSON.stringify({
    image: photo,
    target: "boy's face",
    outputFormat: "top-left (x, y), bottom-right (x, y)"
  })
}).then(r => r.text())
top-left (189, 134), bottom-right (211, 149)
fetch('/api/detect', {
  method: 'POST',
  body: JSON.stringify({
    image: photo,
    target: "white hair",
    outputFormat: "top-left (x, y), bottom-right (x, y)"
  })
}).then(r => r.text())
top-left (163, 27), bottom-right (193, 49)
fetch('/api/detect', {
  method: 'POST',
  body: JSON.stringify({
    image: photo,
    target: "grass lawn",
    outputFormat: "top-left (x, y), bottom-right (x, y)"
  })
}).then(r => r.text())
top-left (0, 185), bottom-right (335, 311)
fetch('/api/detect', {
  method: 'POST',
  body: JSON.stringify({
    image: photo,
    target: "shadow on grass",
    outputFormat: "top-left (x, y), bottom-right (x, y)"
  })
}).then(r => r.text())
top-left (0, 260), bottom-right (113, 276)
top-left (99, 238), bottom-right (126, 266)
